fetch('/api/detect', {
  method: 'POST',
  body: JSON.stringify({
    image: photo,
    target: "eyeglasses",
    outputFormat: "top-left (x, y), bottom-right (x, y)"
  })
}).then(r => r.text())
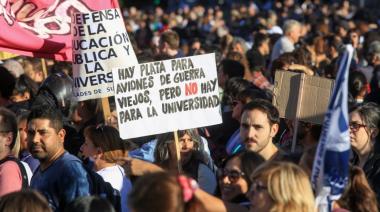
top-left (218, 169), bottom-right (245, 183)
top-left (349, 122), bottom-right (367, 132)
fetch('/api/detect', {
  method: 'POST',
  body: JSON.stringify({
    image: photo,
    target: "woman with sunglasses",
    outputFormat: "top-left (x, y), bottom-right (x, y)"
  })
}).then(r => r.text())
top-left (218, 151), bottom-right (264, 206)
top-left (185, 160), bottom-right (313, 212)
top-left (248, 161), bottom-right (315, 212)
top-left (349, 102), bottom-right (380, 203)
top-left (80, 125), bottom-right (131, 212)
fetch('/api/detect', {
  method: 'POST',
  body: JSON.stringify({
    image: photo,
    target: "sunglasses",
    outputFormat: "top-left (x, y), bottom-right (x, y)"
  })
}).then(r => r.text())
top-left (218, 169), bottom-right (245, 182)
top-left (349, 122), bottom-right (367, 132)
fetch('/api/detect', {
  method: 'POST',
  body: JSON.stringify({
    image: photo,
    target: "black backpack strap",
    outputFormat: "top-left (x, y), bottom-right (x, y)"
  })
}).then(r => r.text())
top-left (0, 156), bottom-right (29, 188)
top-left (82, 164), bottom-right (121, 212)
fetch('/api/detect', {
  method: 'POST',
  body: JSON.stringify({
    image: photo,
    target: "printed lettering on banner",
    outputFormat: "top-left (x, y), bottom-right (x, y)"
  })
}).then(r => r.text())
top-left (71, 8), bottom-right (138, 101)
top-left (0, 0), bottom-right (120, 61)
top-left (112, 53), bottom-right (222, 139)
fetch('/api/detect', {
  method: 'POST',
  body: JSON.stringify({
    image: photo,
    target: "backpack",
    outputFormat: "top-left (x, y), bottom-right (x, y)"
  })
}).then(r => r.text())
top-left (0, 156), bottom-right (28, 188)
top-left (82, 165), bottom-right (121, 212)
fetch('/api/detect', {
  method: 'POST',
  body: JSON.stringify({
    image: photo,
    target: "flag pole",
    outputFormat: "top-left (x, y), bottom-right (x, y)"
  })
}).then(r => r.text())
top-left (291, 73), bottom-right (305, 153)
top-left (101, 97), bottom-right (111, 123)
top-left (41, 58), bottom-right (48, 79)
top-left (291, 120), bottom-right (299, 153)
top-left (173, 130), bottom-right (182, 173)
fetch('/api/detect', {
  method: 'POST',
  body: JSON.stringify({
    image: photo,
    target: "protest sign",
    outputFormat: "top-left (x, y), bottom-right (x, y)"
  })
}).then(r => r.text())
top-left (0, 0), bottom-right (119, 61)
top-left (71, 8), bottom-right (138, 101)
top-left (273, 71), bottom-right (334, 124)
top-left (112, 53), bottom-right (222, 139)
top-left (273, 71), bottom-right (335, 152)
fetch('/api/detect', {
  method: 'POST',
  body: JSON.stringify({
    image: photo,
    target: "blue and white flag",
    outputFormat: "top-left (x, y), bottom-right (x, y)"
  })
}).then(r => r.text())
top-left (311, 45), bottom-right (353, 211)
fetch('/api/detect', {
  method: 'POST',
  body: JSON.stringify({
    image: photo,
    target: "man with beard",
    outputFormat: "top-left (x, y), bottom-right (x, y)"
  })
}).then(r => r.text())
top-left (28, 106), bottom-right (90, 211)
top-left (239, 99), bottom-right (287, 161)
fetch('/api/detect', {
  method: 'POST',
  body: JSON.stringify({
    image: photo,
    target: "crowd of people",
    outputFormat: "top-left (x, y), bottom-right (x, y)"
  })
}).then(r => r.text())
top-left (1, 0), bottom-right (380, 211)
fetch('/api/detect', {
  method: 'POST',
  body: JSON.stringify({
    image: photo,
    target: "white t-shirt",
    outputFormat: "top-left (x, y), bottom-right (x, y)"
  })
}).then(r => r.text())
top-left (270, 36), bottom-right (295, 62)
top-left (97, 165), bottom-right (132, 212)
top-left (20, 161), bottom-right (32, 185)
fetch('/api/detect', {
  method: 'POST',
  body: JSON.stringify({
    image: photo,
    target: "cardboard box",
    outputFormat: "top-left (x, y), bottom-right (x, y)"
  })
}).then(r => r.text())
top-left (273, 71), bottom-right (335, 124)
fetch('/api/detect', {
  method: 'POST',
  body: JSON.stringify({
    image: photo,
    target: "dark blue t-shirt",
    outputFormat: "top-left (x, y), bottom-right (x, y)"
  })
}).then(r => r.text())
top-left (31, 152), bottom-right (90, 211)
top-left (20, 150), bottom-right (40, 173)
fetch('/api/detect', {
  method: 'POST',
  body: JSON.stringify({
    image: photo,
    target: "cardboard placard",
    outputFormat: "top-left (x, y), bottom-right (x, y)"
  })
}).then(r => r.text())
top-left (112, 53), bottom-right (222, 139)
top-left (273, 71), bottom-right (334, 124)
top-left (71, 8), bottom-right (138, 101)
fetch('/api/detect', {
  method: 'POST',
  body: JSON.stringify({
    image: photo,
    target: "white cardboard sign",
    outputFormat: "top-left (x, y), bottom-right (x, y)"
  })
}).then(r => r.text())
top-left (112, 53), bottom-right (222, 139)
top-left (71, 8), bottom-right (138, 101)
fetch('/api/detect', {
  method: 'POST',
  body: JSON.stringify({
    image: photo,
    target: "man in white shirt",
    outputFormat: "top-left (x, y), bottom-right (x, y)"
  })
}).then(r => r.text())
top-left (270, 19), bottom-right (302, 62)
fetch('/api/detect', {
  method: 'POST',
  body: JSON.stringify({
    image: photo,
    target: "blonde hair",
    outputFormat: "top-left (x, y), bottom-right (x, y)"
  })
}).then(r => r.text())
top-left (283, 19), bottom-right (301, 35)
top-left (251, 161), bottom-right (315, 212)
top-left (11, 131), bottom-right (20, 158)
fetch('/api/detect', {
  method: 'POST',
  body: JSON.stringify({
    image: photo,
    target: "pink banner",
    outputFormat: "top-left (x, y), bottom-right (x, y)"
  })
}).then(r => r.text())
top-left (0, 0), bottom-right (120, 61)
